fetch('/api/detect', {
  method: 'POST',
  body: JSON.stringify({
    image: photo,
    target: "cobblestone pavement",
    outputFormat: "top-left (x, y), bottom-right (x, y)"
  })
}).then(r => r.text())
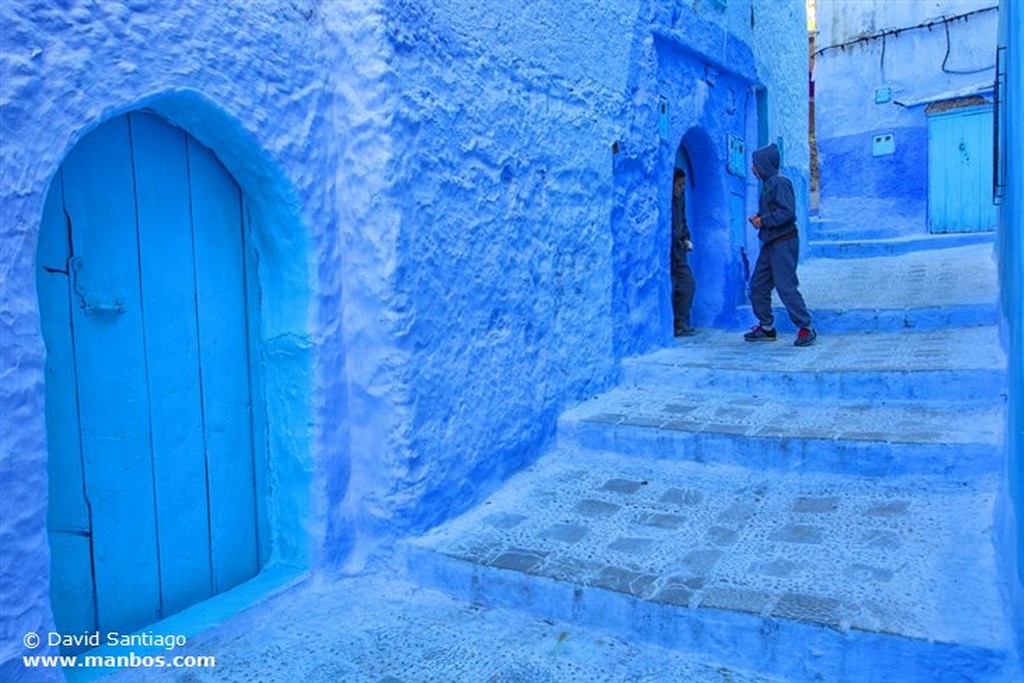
top-left (798, 242), bottom-right (998, 310)
top-left (637, 325), bottom-right (1005, 375)
top-left (106, 573), bottom-right (787, 683)
top-left (408, 449), bottom-right (1008, 651)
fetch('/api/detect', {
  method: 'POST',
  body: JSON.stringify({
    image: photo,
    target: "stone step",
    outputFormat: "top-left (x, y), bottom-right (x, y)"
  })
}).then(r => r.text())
top-left (404, 449), bottom-right (1015, 682)
top-left (806, 217), bottom-right (897, 242)
top-left (808, 231), bottom-right (995, 260)
top-left (633, 327), bottom-right (1005, 401)
top-left (737, 242), bottom-right (1000, 333)
top-left (557, 385), bottom-right (1003, 477)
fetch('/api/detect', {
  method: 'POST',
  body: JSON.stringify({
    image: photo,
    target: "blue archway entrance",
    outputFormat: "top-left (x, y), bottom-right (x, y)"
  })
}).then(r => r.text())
top-left (38, 111), bottom-right (262, 648)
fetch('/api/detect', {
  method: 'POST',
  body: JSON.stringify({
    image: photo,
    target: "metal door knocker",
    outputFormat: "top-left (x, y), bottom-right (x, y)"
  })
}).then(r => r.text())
top-left (69, 256), bottom-right (125, 315)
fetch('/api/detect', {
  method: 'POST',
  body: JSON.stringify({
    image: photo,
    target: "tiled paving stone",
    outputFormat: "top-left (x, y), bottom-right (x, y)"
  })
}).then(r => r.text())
top-left (863, 500), bottom-right (911, 517)
top-left (600, 478), bottom-right (646, 495)
top-left (652, 581), bottom-right (696, 608)
top-left (792, 496), bottom-right (840, 513)
top-left (750, 558), bottom-right (803, 579)
top-left (772, 593), bottom-right (850, 629)
top-left (410, 449), bottom-right (1007, 649)
top-left (698, 585), bottom-right (775, 616)
top-left (643, 512), bottom-right (686, 529)
top-left (590, 566), bottom-right (659, 598)
top-left (607, 536), bottom-right (657, 555)
top-left (491, 548), bottom-right (551, 574)
top-left (769, 524), bottom-right (825, 544)
top-left (540, 523), bottom-right (589, 544)
top-left (661, 488), bottom-right (705, 506)
top-left (573, 499), bottom-right (621, 517)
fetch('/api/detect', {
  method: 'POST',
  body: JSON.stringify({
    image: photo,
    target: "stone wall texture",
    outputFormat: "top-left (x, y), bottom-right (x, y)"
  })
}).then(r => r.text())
top-left (0, 1), bottom-right (810, 678)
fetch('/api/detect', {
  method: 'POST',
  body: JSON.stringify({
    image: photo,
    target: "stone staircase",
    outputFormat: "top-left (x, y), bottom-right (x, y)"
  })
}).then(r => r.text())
top-left (807, 217), bottom-right (996, 259)
top-left (403, 241), bottom-right (1019, 681)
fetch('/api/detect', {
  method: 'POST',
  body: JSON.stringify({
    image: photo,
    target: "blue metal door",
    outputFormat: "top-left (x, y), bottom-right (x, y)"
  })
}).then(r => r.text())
top-left (38, 112), bottom-right (260, 648)
top-left (927, 105), bottom-right (998, 233)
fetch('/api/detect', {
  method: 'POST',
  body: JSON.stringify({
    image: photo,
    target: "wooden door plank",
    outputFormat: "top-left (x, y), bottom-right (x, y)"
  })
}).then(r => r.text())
top-left (129, 112), bottom-right (214, 616)
top-left (60, 114), bottom-right (161, 632)
top-left (187, 139), bottom-right (259, 591)
top-left (970, 110), bottom-right (998, 231)
top-left (927, 117), bottom-right (941, 233)
top-left (39, 172), bottom-right (97, 638)
top-left (47, 532), bottom-right (96, 651)
top-left (39, 172), bottom-right (90, 533)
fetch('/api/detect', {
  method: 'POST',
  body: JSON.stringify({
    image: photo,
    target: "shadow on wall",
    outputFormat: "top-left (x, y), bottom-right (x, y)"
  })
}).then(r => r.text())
top-left (675, 126), bottom-right (736, 328)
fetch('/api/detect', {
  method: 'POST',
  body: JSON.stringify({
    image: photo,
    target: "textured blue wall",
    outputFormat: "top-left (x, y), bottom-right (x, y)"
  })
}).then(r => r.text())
top-left (360, 0), bottom-right (631, 542)
top-left (0, 4), bottom-right (345, 677)
top-left (814, 2), bottom-right (999, 238)
top-left (0, 1), bottom-right (810, 678)
top-left (996, 0), bottom-right (1024, 656)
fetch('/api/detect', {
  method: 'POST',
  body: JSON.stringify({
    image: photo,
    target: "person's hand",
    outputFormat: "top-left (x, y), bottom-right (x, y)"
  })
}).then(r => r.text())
top-left (684, 239), bottom-right (693, 251)
top-left (748, 215), bottom-right (762, 228)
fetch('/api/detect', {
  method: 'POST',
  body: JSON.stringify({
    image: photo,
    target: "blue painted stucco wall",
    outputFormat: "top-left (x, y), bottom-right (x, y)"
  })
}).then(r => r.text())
top-left (814, 1), bottom-right (999, 238)
top-left (612, 0), bottom-right (810, 355)
top-left (996, 0), bottom-right (1024, 657)
top-left (0, 1), bottom-right (810, 678)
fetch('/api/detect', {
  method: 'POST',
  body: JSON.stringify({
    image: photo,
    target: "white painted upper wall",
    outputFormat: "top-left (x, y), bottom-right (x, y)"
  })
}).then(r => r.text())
top-left (817, 0), bottom-right (997, 46)
top-left (752, 0), bottom-right (811, 170)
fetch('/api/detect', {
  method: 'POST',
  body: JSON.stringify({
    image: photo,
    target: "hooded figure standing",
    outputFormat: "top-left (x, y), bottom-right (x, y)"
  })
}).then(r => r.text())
top-left (744, 143), bottom-right (816, 346)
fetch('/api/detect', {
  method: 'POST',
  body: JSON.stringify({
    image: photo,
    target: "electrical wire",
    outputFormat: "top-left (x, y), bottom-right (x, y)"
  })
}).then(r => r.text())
top-left (941, 18), bottom-right (994, 74)
top-left (812, 5), bottom-right (997, 59)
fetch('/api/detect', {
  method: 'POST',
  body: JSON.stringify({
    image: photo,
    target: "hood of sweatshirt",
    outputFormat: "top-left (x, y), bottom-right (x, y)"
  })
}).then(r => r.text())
top-left (752, 143), bottom-right (780, 180)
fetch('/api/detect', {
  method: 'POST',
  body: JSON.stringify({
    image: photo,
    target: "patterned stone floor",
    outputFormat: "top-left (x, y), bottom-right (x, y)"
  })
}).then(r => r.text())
top-left (634, 326), bottom-right (1005, 375)
top-left (105, 572), bottom-right (788, 683)
top-left (408, 448), bottom-right (1009, 650)
top-left (562, 383), bottom-right (1002, 446)
top-left (798, 242), bottom-right (998, 310)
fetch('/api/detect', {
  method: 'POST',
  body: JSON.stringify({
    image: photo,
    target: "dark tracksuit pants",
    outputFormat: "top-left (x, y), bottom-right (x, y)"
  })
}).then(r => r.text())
top-left (750, 234), bottom-right (812, 330)
top-left (671, 239), bottom-right (695, 327)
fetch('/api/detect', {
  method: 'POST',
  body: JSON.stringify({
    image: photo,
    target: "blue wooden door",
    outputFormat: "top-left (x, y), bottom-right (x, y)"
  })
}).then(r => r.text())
top-left (927, 106), bottom-right (998, 233)
top-left (38, 112), bottom-right (260, 648)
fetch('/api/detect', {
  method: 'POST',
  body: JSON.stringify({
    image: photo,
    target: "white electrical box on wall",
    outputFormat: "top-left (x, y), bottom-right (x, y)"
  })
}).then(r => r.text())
top-left (873, 133), bottom-right (896, 156)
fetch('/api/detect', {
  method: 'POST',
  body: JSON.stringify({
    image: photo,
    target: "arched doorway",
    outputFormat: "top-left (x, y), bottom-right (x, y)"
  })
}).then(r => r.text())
top-left (38, 111), bottom-right (262, 648)
top-left (672, 129), bottom-right (734, 329)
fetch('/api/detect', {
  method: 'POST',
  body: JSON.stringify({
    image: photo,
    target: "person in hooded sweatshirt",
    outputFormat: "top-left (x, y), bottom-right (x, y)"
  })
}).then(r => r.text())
top-left (744, 142), bottom-right (816, 346)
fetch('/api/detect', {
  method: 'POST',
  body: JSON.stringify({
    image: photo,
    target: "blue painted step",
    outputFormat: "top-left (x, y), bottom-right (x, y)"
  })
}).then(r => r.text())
top-left (808, 230), bottom-right (995, 259)
top-left (635, 327), bottom-right (1005, 401)
top-left (806, 217), bottom-right (898, 242)
top-left (404, 449), bottom-right (1016, 682)
top-left (557, 385), bottom-right (1003, 478)
top-left (739, 242), bottom-right (1000, 333)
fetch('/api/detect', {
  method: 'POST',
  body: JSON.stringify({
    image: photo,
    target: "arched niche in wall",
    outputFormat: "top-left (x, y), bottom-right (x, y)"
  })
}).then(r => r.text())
top-left (36, 93), bottom-right (312, 650)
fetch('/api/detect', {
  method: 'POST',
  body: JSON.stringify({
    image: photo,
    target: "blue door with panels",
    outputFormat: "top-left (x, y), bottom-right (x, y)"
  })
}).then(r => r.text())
top-left (38, 112), bottom-right (261, 650)
top-left (927, 105), bottom-right (998, 233)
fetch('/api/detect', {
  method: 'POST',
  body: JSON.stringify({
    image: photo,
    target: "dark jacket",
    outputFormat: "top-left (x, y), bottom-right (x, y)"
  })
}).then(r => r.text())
top-left (672, 191), bottom-right (690, 243)
top-left (752, 143), bottom-right (797, 243)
